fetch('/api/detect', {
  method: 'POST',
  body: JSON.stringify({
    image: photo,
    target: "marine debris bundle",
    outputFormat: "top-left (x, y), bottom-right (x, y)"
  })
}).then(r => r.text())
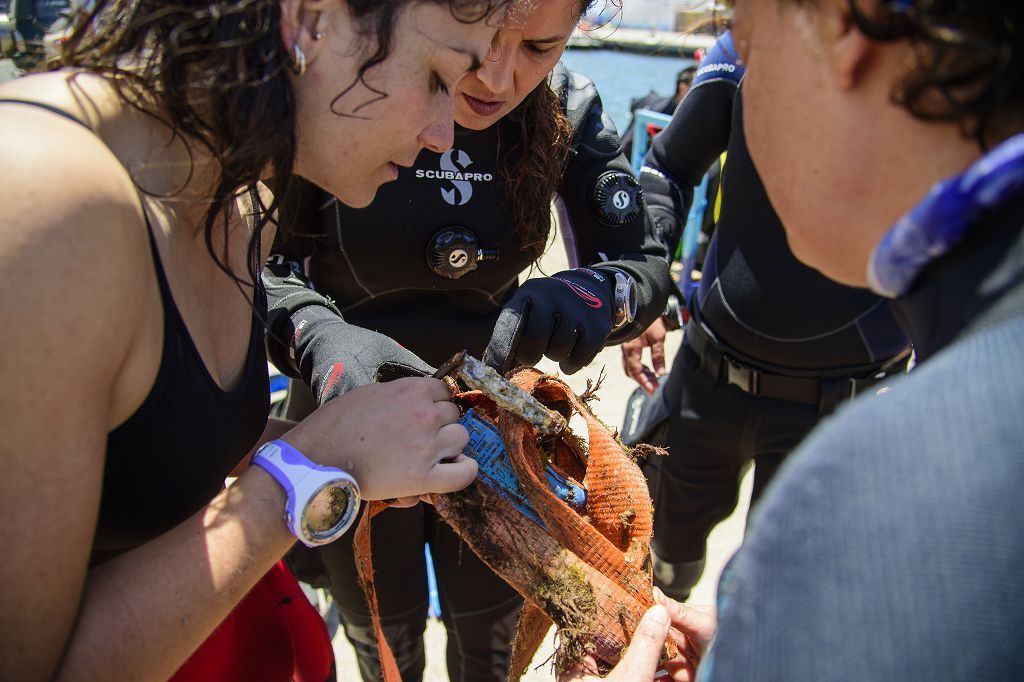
top-left (355, 356), bottom-right (671, 681)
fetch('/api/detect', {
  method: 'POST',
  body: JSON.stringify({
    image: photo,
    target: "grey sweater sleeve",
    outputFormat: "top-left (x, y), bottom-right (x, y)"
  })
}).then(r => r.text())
top-left (702, 320), bottom-right (1024, 681)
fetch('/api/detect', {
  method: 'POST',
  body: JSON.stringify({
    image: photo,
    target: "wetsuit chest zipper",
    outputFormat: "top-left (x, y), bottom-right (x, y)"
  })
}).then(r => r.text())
top-left (333, 198), bottom-right (374, 300)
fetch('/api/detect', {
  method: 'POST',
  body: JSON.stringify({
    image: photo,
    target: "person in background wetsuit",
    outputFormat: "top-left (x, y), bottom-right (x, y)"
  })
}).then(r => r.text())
top-left (565, 0), bottom-right (1024, 678)
top-left (10, 0), bottom-right (65, 66)
top-left (0, 1), bottom-right (508, 679)
top-left (621, 64), bottom-right (697, 160)
top-left (263, 1), bottom-right (672, 679)
top-left (623, 30), bottom-right (912, 602)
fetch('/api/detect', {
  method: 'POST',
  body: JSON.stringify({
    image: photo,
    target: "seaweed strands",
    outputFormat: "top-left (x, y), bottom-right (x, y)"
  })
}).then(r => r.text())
top-left (354, 365), bottom-right (673, 681)
top-left (434, 481), bottom-right (648, 678)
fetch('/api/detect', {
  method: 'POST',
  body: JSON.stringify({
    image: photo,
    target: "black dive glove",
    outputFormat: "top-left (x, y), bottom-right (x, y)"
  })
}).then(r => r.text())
top-left (291, 305), bottom-right (434, 404)
top-left (484, 267), bottom-right (615, 375)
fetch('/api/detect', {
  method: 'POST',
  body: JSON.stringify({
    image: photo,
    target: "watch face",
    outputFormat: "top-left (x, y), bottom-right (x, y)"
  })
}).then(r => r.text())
top-left (611, 271), bottom-right (639, 329)
top-left (303, 482), bottom-right (356, 542)
top-left (625, 277), bottom-right (639, 321)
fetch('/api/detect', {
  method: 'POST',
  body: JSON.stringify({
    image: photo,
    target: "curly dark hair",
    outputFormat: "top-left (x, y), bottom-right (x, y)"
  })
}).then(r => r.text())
top-left (500, 79), bottom-right (573, 260)
top-left (789, 0), bottom-right (1023, 148)
top-left (54, 0), bottom-right (509, 286)
top-left (500, 0), bottom-right (620, 262)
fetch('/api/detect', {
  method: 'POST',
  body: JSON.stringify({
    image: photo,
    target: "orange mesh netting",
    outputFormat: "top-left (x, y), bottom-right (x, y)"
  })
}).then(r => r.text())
top-left (354, 367), bottom-right (670, 681)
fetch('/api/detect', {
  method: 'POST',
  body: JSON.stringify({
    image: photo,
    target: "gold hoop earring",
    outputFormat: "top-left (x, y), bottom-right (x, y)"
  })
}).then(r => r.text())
top-left (289, 43), bottom-right (307, 77)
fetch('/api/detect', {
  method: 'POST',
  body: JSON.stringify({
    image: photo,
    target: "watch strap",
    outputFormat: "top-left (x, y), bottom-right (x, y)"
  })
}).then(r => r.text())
top-left (252, 440), bottom-right (360, 547)
top-left (595, 265), bottom-right (639, 331)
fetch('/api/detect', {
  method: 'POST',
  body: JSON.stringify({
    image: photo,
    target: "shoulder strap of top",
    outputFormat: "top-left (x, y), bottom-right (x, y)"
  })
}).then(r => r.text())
top-left (0, 97), bottom-right (177, 300)
top-left (0, 98), bottom-right (91, 128)
top-left (246, 185), bottom-right (266, 308)
top-left (0, 98), bottom-right (264, 324)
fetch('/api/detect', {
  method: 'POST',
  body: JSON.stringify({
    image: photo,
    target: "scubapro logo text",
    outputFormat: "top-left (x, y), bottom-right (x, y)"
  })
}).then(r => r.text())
top-left (695, 62), bottom-right (737, 79)
top-left (415, 149), bottom-right (494, 206)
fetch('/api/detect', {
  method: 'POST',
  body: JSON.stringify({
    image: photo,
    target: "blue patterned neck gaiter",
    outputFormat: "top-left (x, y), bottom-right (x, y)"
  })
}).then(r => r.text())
top-left (868, 133), bottom-right (1024, 298)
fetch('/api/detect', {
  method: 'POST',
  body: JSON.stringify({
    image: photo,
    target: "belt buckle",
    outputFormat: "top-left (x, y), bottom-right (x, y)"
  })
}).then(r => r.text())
top-left (725, 359), bottom-right (760, 395)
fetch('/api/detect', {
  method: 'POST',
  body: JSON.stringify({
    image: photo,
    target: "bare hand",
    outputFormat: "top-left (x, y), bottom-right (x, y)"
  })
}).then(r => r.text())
top-left (559, 589), bottom-right (717, 682)
top-left (387, 495), bottom-right (433, 509)
top-left (560, 604), bottom-right (673, 682)
top-left (621, 317), bottom-right (668, 395)
top-left (656, 588), bottom-right (716, 679)
top-left (283, 377), bottom-right (475, 500)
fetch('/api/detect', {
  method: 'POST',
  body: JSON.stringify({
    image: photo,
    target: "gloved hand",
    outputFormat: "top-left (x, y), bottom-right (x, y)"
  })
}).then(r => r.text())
top-left (291, 305), bottom-right (435, 404)
top-left (484, 267), bottom-right (614, 375)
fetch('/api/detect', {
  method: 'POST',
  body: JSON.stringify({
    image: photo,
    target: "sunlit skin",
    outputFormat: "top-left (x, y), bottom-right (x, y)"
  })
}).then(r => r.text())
top-left (292, 3), bottom-right (493, 206)
top-left (674, 79), bottom-right (690, 105)
top-left (730, 0), bottom-right (979, 286)
top-left (453, 0), bottom-right (580, 130)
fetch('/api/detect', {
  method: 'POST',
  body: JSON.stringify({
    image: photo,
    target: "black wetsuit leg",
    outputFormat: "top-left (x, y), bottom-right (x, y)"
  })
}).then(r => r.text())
top-left (319, 504), bottom-right (430, 682)
top-left (645, 340), bottom-right (820, 599)
top-left (429, 519), bottom-right (522, 681)
top-left (315, 505), bottom-right (522, 682)
top-left (283, 380), bottom-right (522, 681)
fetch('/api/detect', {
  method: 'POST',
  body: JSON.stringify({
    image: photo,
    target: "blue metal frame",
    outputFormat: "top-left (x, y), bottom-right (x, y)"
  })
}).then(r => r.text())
top-left (629, 108), bottom-right (673, 175)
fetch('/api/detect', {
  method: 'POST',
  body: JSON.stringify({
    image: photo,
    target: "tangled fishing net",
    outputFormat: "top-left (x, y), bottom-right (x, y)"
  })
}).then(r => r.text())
top-left (354, 365), bottom-right (671, 681)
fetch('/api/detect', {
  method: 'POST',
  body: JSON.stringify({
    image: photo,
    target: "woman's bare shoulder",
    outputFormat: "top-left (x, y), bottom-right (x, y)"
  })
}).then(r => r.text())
top-left (0, 73), bottom-right (154, 362)
top-left (0, 73), bottom-right (150, 270)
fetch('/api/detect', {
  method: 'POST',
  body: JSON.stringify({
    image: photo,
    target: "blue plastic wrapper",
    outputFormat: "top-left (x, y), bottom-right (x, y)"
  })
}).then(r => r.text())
top-left (459, 409), bottom-right (587, 528)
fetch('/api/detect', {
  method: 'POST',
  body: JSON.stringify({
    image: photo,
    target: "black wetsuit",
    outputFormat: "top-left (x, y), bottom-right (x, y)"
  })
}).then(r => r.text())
top-left (638, 33), bottom-right (911, 598)
top-left (274, 76), bottom-right (669, 366)
top-left (265, 64), bottom-right (671, 682)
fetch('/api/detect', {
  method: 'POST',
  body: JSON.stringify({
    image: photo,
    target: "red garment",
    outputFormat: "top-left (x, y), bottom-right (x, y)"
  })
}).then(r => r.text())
top-left (170, 561), bottom-right (334, 682)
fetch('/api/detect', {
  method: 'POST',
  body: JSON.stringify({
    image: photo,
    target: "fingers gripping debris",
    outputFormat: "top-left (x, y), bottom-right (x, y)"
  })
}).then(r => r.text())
top-left (435, 350), bottom-right (567, 436)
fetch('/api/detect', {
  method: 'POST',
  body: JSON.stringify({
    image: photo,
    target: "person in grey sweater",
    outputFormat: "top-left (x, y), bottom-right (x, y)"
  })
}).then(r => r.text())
top-left (561, 0), bottom-right (1024, 679)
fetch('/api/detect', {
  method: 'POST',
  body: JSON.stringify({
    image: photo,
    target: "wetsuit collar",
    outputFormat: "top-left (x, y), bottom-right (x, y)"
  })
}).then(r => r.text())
top-left (869, 133), bottom-right (1024, 298)
top-left (892, 189), bottom-right (1024, 362)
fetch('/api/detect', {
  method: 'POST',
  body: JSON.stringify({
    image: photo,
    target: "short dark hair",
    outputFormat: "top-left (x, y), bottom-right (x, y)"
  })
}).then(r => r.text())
top-left (788, 0), bottom-right (1023, 148)
top-left (677, 65), bottom-right (697, 87)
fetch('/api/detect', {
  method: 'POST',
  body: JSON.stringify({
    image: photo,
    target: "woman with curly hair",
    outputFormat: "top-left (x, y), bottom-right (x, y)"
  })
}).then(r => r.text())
top-left (263, 0), bottom-right (672, 678)
top-left (0, 0), bottom-right (510, 679)
top-left (565, 0), bottom-right (1024, 679)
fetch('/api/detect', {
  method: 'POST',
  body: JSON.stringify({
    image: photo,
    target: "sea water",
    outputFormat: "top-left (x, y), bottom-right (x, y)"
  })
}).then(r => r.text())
top-left (560, 49), bottom-right (695, 134)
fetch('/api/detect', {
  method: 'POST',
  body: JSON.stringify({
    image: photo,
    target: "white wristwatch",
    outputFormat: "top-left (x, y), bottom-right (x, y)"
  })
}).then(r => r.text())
top-left (252, 440), bottom-right (361, 547)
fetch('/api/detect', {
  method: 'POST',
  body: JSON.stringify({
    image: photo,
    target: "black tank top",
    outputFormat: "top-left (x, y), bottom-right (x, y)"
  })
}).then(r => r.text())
top-left (0, 99), bottom-right (271, 564)
top-left (96, 230), bottom-right (269, 563)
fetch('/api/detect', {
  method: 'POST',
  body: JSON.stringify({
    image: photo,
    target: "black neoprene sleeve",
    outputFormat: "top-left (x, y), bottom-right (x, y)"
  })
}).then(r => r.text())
top-left (640, 78), bottom-right (738, 256)
top-left (553, 66), bottom-right (673, 344)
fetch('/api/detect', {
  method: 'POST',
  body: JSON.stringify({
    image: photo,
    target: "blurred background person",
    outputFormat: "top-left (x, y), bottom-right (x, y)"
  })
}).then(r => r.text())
top-left (10, 0), bottom-right (67, 67)
top-left (620, 63), bottom-right (696, 159)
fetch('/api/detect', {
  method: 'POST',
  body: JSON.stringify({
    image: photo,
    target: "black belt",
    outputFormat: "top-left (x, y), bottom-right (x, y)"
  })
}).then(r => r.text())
top-left (685, 319), bottom-right (899, 414)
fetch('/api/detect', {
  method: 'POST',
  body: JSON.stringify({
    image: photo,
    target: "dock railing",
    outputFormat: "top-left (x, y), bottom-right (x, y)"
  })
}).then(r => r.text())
top-left (629, 108), bottom-right (673, 175)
